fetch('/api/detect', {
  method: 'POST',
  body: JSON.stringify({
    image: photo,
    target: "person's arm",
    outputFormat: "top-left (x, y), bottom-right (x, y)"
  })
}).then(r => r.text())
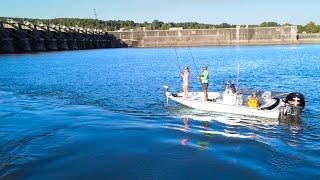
top-left (199, 72), bottom-right (203, 80)
top-left (198, 72), bottom-right (204, 79)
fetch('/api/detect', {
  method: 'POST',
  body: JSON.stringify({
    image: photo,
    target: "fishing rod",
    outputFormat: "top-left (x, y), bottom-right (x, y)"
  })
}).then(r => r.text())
top-left (170, 40), bottom-right (182, 75)
top-left (174, 46), bottom-right (182, 73)
top-left (188, 46), bottom-right (200, 76)
top-left (187, 46), bottom-right (204, 87)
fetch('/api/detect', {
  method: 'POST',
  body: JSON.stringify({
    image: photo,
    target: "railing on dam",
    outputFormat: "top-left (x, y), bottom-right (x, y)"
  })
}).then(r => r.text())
top-left (110, 26), bottom-right (299, 47)
top-left (0, 20), bottom-right (127, 54)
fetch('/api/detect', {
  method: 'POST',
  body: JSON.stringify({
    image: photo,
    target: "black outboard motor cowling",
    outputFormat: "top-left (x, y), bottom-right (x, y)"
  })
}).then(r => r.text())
top-left (285, 93), bottom-right (305, 108)
top-left (283, 92), bottom-right (305, 116)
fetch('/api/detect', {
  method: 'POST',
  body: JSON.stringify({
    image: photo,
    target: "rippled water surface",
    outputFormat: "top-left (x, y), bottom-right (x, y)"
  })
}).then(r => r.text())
top-left (0, 45), bottom-right (320, 179)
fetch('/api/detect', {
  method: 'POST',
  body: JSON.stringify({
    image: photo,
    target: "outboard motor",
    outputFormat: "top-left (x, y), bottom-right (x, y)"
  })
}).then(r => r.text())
top-left (282, 92), bottom-right (305, 116)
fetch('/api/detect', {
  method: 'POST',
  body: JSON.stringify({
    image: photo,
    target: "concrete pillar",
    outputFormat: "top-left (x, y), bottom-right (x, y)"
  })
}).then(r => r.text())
top-left (18, 38), bottom-right (32, 52)
top-left (46, 39), bottom-right (58, 51)
top-left (291, 26), bottom-right (298, 42)
top-left (236, 25), bottom-right (240, 42)
top-left (0, 38), bottom-right (15, 53)
top-left (32, 38), bottom-right (46, 51)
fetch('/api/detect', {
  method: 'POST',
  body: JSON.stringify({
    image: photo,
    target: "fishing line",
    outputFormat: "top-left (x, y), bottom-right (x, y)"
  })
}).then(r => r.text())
top-left (174, 46), bottom-right (182, 73)
top-left (171, 40), bottom-right (182, 74)
top-left (188, 46), bottom-right (200, 76)
top-left (236, 63), bottom-right (240, 91)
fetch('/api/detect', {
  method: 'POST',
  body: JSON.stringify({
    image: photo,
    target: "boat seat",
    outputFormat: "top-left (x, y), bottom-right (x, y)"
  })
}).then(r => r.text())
top-left (260, 98), bottom-right (280, 110)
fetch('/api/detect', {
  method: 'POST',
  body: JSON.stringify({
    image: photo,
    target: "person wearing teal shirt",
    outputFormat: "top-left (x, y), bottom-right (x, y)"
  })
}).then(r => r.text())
top-left (198, 65), bottom-right (209, 101)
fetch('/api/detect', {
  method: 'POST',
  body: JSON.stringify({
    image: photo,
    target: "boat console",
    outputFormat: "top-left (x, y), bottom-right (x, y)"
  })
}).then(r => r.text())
top-left (222, 85), bottom-right (242, 106)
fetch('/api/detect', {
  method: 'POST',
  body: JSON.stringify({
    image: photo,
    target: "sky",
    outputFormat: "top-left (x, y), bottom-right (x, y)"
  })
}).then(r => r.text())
top-left (0, 0), bottom-right (319, 25)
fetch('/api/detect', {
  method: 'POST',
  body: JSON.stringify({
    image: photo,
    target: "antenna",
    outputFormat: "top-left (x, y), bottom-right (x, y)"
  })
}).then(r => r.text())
top-left (236, 63), bottom-right (240, 91)
top-left (93, 8), bottom-right (98, 20)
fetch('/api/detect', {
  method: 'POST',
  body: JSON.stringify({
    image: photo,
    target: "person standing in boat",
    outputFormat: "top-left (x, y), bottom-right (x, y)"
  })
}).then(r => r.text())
top-left (180, 67), bottom-right (190, 98)
top-left (199, 65), bottom-right (209, 101)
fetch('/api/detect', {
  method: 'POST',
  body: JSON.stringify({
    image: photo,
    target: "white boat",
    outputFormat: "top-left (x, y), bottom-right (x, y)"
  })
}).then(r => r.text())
top-left (163, 83), bottom-right (305, 120)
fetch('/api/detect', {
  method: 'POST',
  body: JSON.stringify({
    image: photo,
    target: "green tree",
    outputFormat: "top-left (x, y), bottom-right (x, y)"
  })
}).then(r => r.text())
top-left (260, 22), bottom-right (279, 27)
top-left (151, 20), bottom-right (163, 30)
top-left (3, 16), bottom-right (320, 33)
top-left (297, 25), bottom-right (305, 33)
top-left (305, 21), bottom-right (319, 33)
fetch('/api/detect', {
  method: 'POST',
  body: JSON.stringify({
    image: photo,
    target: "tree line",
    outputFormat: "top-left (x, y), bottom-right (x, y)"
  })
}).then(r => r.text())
top-left (1, 17), bottom-right (319, 33)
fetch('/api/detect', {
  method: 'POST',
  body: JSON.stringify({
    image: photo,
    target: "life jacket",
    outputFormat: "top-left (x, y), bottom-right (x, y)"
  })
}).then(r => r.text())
top-left (248, 97), bottom-right (260, 108)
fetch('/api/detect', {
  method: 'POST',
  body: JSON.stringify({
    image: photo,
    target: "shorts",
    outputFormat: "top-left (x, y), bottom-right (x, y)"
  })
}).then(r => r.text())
top-left (202, 83), bottom-right (208, 90)
top-left (183, 83), bottom-right (189, 89)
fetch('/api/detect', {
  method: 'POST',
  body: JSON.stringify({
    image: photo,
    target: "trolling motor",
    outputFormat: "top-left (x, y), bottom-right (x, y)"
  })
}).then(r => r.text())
top-left (163, 85), bottom-right (169, 92)
top-left (280, 92), bottom-right (306, 118)
top-left (163, 85), bottom-right (170, 104)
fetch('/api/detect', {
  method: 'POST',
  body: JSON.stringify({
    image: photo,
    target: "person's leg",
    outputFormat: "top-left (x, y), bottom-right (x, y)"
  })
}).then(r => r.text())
top-left (186, 84), bottom-right (189, 98)
top-left (206, 84), bottom-right (209, 101)
top-left (182, 84), bottom-right (186, 98)
top-left (202, 83), bottom-right (205, 101)
top-left (203, 83), bottom-right (208, 101)
top-left (205, 89), bottom-right (208, 101)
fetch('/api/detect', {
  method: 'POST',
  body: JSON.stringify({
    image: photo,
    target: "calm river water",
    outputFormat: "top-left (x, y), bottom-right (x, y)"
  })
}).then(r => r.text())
top-left (0, 45), bottom-right (320, 179)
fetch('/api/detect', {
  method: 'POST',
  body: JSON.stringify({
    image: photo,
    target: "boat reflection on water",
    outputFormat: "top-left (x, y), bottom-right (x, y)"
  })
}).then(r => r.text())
top-left (280, 116), bottom-right (303, 134)
top-left (179, 115), bottom-right (212, 150)
top-left (180, 116), bottom-right (189, 146)
top-left (165, 107), bottom-right (304, 150)
top-left (280, 115), bottom-right (303, 126)
top-left (169, 106), bottom-right (303, 127)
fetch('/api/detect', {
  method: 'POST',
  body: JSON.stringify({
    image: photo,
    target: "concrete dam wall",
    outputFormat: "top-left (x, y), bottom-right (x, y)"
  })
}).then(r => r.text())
top-left (0, 20), bottom-right (127, 54)
top-left (110, 26), bottom-right (300, 47)
top-left (297, 33), bottom-right (320, 44)
top-left (2, 22), bottom-right (318, 53)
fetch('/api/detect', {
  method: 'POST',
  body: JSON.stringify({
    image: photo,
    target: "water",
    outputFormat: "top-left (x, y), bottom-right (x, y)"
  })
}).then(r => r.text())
top-left (0, 45), bottom-right (319, 179)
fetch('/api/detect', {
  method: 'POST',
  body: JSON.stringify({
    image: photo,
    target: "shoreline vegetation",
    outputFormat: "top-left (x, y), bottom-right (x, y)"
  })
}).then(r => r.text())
top-left (1, 17), bottom-right (319, 33)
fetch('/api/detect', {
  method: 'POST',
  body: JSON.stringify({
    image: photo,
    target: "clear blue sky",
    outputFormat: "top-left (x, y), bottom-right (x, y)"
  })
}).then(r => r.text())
top-left (1, 0), bottom-right (319, 25)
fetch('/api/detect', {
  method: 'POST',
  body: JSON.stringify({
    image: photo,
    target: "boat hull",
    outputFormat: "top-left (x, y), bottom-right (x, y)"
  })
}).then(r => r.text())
top-left (167, 92), bottom-right (281, 119)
